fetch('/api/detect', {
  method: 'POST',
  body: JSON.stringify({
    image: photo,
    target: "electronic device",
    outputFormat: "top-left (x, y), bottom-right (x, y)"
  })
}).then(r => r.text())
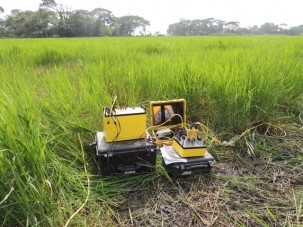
top-left (103, 103), bottom-right (146, 143)
top-left (91, 97), bottom-right (157, 175)
top-left (92, 97), bottom-right (215, 176)
top-left (173, 128), bottom-right (207, 157)
top-left (149, 99), bottom-right (215, 176)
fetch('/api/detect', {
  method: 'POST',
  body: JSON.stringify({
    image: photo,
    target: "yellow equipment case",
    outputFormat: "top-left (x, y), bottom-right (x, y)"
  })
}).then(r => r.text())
top-left (91, 97), bottom-right (157, 175)
top-left (103, 107), bottom-right (146, 142)
top-left (173, 130), bottom-right (207, 157)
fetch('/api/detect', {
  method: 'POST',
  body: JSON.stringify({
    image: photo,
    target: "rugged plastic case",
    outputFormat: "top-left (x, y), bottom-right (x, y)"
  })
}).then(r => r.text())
top-left (94, 132), bottom-right (157, 175)
top-left (163, 151), bottom-right (215, 177)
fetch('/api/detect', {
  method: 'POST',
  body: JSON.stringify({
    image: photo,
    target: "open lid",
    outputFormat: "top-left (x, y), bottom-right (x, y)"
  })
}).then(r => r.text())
top-left (149, 99), bottom-right (186, 128)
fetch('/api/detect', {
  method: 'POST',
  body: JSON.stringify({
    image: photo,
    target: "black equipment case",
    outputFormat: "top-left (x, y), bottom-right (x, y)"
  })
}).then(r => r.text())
top-left (162, 150), bottom-right (215, 177)
top-left (93, 132), bottom-right (157, 175)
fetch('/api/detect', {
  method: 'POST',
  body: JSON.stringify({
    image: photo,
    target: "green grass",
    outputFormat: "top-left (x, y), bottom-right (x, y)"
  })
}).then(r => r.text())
top-left (0, 36), bottom-right (302, 226)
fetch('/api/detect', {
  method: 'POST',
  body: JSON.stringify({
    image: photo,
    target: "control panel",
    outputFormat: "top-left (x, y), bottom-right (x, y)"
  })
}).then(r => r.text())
top-left (114, 107), bottom-right (145, 115)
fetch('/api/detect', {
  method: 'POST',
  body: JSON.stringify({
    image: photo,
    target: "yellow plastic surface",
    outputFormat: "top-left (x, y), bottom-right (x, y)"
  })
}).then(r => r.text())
top-left (103, 113), bottom-right (146, 142)
top-left (173, 140), bottom-right (207, 157)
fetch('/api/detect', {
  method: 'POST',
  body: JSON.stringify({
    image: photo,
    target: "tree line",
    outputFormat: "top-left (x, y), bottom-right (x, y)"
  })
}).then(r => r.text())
top-left (167, 18), bottom-right (303, 36)
top-left (1, 1), bottom-right (303, 37)
top-left (0, 0), bottom-right (150, 37)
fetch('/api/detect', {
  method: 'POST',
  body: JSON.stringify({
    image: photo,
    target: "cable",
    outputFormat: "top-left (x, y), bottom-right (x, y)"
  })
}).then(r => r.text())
top-left (219, 122), bottom-right (287, 147)
top-left (189, 122), bottom-right (221, 145)
top-left (146, 113), bottom-right (184, 131)
top-left (146, 114), bottom-right (184, 146)
top-left (299, 112), bottom-right (303, 129)
top-left (64, 134), bottom-right (90, 227)
top-left (107, 115), bottom-right (121, 173)
top-left (108, 96), bottom-right (117, 117)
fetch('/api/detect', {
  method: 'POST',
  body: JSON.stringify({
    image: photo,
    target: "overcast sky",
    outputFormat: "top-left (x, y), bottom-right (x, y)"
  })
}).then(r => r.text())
top-left (1, 0), bottom-right (303, 33)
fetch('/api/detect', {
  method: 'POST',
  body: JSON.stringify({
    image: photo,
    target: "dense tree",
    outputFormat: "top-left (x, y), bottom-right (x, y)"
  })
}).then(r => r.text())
top-left (29, 9), bottom-right (56, 36)
top-left (258, 23), bottom-right (279, 34)
top-left (224, 21), bottom-right (240, 33)
top-left (248, 25), bottom-right (259, 34)
top-left (167, 18), bottom-right (303, 36)
top-left (278, 23), bottom-right (288, 33)
top-left (4, 9), bottom-right (55, 37)
top-left (289, 25), bottom-right (303, 35)
top-left (1, 6), bottom-right (118, 37)
top-left (40, 0), bottom-right (69, 21)
top-left (5, 10), bottom-right (33, 36)
top-left (0, 6), bottom-right (5, 37)
top-left (168, 18), bottom-right (224, 36)
top-left (167, 19), bottom-right (191, 36)
top-left (205, 18), bottom-right (224, 34)
top-left (90, 8), bottom-right (115, 36)
top-left (91, 8), bottom-right (115, 27)
top-left (40, 0), bottom-right (71, 36)
top-left (114, 15), bottom-right (150, 36)
top-left (68, 10), bottom-right (94, 36)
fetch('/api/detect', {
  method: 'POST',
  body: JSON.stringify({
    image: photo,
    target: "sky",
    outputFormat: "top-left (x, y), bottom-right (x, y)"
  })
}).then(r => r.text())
top-left (1, 0), bottom-right (303, 34)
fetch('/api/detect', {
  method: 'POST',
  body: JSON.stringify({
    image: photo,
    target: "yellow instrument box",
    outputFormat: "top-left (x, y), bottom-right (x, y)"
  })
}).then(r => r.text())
top-left (103, 107), bottom-right (146, 143)
top-left (173, 137), bottom-right (207, 157)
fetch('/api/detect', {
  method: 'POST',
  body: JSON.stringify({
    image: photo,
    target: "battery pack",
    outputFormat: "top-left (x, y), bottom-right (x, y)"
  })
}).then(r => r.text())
top-left (94, 132), bottom-right (157, 175)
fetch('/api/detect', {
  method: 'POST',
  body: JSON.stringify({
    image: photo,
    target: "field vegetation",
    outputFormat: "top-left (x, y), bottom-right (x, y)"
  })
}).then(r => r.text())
top-left (0, 36), bottom-right (302, 226)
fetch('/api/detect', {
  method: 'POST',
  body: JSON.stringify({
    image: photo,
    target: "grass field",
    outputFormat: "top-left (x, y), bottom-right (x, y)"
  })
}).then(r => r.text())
top-left (0, 36), bottom-right (302, 226)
